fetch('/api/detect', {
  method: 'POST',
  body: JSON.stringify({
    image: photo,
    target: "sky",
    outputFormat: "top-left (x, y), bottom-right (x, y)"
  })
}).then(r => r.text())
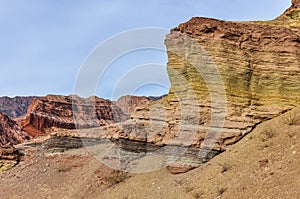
top-left (0, 0), bottom-right (291, 99)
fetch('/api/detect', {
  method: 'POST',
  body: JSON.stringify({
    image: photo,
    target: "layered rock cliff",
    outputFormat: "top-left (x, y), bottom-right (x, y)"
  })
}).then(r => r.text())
top-left (21, 95), bottom-right (152, 135)
top-left (276, 0), bottom-right (300, 26)
top-left (0, 112), bottom-right (31, 146)
top-left (21, 95), bottom-right (130, 134)
top-left (115, 95), bottom-right (150, 114)
top-left (103, 1), bottom-right (300, 173)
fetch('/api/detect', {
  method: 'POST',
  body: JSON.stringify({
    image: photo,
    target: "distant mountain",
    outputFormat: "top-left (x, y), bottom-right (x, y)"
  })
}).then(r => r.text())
top-left (0, 96), bottom-right (38, 118)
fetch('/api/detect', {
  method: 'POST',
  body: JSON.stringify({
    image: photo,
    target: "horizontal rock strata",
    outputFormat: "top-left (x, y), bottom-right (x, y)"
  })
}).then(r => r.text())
top-left (103, 1), bottom-right (300, 173)
top-left (21, 95), bottom-right (129, 134)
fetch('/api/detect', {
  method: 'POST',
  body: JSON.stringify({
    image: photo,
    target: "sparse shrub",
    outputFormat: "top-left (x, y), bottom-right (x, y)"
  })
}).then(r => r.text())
top-left (55, 164), bottom-right (71, 172)
top-left (192, 190), bottom-right (204, 198)
top-left (217, 187), bottom-right (226, 197)
top-left (220, 162), bottom-right (231, 173)
top-left (261, 129), bottom-right (274, 142)
top-left (184, 186), bottom-right (194, 193)
top-left (284, 112), bottom-right (298, 126)
top-left (263, 143), bottom-right (269, 148)
top-left (287, 131), bottom-right (295, 138)
top-left (174, 179), bottom-right (184, 186)
top-left (104, 170), bottom-right (129, 186)
top-left (47, 148), bottom-right (66, 154)
top-left (0, 162), bottom-right (13, 172)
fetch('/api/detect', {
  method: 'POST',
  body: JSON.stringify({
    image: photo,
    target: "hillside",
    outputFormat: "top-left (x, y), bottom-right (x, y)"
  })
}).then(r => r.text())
top-left (100, 107), bottom-right (300, 199)
top-left (0, 106), bottom-right (298, 198)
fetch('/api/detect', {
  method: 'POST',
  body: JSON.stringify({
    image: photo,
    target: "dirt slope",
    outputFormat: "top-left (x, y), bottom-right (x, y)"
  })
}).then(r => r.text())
top-left (0, 134), bottom-right (131, 199)
top-left (101, 106), bottom-right (300, 199)
top-left (0, 106), bottom-right (298, 198)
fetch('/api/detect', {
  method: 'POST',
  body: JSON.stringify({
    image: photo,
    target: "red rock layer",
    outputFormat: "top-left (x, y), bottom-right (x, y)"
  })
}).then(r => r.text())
top-left (0, 112), bottom-right (31, 146)
top-left (115, 95), bottom-right (149, 114)
top-left (22, 95), bottom-right (129, 134)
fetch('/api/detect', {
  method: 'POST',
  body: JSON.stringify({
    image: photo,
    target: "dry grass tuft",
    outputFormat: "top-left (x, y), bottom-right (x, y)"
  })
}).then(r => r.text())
top-left (220, 162), bottom-right (231, 173)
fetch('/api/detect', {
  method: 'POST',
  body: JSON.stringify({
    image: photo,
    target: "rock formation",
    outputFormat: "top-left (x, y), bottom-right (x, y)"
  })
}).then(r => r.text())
top-left (0, 144), bottom-right (21, 161)
top-left (0, 96), bottom-right (37, 118)
top-left (102, 1), bottom-right (300, 173)
top-left (115, 95), bottom-right (150, 114)
top-left (1, 1), bottom-right (299, 175)
top-left (277, 0), bottom-right (300, 24)
top-left (0, 144), bottom-right (21, 173)
top-left (21, 95), bottom-right (129, 134)
top-left (0, 112), bottom-right (31, 146)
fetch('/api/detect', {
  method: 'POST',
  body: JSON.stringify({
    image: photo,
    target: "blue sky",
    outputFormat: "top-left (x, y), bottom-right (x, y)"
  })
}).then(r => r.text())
top-left (0, 0), bottom-right (291, 99)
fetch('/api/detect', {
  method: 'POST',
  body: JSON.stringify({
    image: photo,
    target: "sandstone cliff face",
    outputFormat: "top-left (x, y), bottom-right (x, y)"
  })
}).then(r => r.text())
top-left (0, 96), bottom-right (37, 118)
top-left (103, 1), bottom-right (300, 173)
top-left (0, 112), bottom-right (31, 146)
top-left (165, 15), bottom-right (300, 143)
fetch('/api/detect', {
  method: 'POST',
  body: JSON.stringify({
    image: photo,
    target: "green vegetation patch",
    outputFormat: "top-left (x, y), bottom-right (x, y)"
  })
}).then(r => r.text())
top-left (287, 10), bottom-right (300, 20)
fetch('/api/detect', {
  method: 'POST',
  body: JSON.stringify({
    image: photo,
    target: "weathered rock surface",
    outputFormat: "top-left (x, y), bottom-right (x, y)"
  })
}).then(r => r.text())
top-left (0, 94), bottom-right (154, 146)
top-left (276, 0), bottom-right (300, 25)
top-left (102, 1), bottom-right (300, 173)
top-left (0, 144), bottom-right (21, 172)
top-left (0, 144), bottom-right (21, 161)
top-left (22, 95), bottom-right (128, 134)
top-left (0, 112), bottom-right (31, 146)
top-left (0, 96), bottom-right (37, 118)
top-left (115, 95), bottom-right (150, 114)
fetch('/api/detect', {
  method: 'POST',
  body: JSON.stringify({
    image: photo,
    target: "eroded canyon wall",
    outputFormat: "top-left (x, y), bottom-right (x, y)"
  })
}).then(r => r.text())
top-left (104, 1), bottom-right (300, 173)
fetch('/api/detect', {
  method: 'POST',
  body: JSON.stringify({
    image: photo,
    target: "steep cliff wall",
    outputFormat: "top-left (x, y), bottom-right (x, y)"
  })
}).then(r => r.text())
top-left (22, 95), bottom-right (129, 134)
top-left (165, 14), bottom-right (300, 143)
top-left (0, 112), bottom-right (31, 146)
top-left (104, 1), bottom-right (300, 173)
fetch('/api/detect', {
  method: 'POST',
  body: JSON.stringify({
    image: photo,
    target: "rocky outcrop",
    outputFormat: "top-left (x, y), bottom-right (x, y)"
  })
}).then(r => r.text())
top-left (277, 0), bottom-right (300, 24)
top-left (102, 1), bottom-right (300, 173)
top-left (0, 144), bottom-right (21, 161)
top-left (0, 112), bottom-right (31, 146)
top-left (22, 95), bottom-right (128, 134)
top-left (115, 95), bottom-right (150, 114)
top-left (0, 145), bottom-right (21, 172)
top-left (0, 96), bottom-right (37, 118)
top-left (166, 2), bottom-right (299, 136)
